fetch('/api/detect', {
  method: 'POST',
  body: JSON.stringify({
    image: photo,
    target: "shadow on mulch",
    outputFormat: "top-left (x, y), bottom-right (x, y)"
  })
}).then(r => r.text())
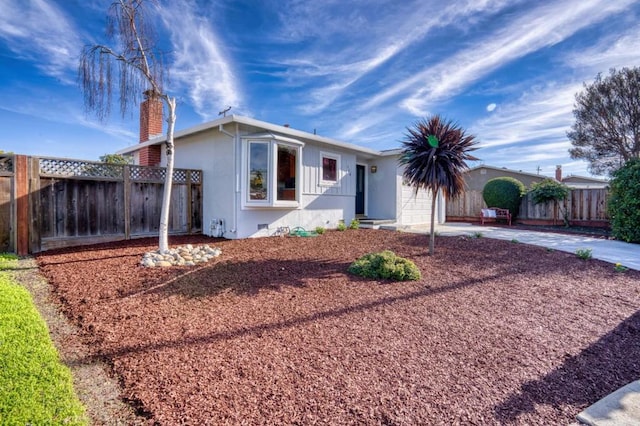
top-left (134, 257), bottom-right (355, 298)
top-left (495, 309), bottom-right (640, 421)
top-left (98, 269), bottom-right (514, 360)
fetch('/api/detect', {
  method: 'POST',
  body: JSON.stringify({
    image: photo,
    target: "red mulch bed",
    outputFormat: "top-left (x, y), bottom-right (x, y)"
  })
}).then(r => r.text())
top-left (36, 230), bottom-right (640, 425)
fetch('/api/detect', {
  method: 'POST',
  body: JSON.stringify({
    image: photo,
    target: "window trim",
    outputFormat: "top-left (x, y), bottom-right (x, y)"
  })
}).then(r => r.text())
top-left (241, 135), bottom-right (304, 209)
top-left (319, 151), bottom-right (341, 187)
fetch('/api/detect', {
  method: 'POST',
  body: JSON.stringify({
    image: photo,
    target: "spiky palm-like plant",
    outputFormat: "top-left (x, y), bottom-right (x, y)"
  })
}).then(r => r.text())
top-left (399, 115), bottom-right (479, 255)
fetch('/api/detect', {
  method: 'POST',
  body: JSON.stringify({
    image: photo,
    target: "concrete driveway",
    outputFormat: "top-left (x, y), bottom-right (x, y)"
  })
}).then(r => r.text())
top-left (397, 222), bottom-right (640, 271)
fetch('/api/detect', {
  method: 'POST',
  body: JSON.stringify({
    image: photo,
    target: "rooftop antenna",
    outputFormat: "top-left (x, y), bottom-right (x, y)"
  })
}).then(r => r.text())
top-left (218, 106), bottom-right (232, 117)
top-left (536, 165), bottom-right (542, 175)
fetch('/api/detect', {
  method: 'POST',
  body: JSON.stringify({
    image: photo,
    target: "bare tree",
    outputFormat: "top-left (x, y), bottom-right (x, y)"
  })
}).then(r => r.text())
top-left (568, 67), bottom-right (640, 176)
top-left (79, 0), bottom-right (176, 253)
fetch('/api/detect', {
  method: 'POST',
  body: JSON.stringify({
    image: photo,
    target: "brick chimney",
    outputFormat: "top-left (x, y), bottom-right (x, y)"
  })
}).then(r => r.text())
top-left (138, 90), bottom-right (163, 166)
top-left (555, 165), bottom-right (562, 181)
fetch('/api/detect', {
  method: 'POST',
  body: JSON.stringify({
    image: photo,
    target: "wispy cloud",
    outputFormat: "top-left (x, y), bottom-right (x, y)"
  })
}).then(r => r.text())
top-left (157, 2), bottom-right (243, 120)
top-left (275, 0), bottom-right (516, 115)
top-left (366, 0), bottom-right (635, 114)
top-left (0, 0), bottom-right (81, 82)
top-left (496, 141), bottom-right (572, 164)
top-left (0, 94), bottom-right (136, 141)
top-left (563, 24), bottom-right (640, 72)
top-left (471, 82), bottom-right (581, 149)
top-left (471, 17), bottom-right (640, 156)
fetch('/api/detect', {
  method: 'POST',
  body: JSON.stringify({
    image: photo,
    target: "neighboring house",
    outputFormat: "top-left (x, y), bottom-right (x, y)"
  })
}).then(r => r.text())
top-left (117, 96), bottom-right (443, 239)
top-left (561, 175), bottom-right (609, 188)
top-left (462, 165), bottom-right (547, 191)
top-left (463, 164), bottom-right (608, 191)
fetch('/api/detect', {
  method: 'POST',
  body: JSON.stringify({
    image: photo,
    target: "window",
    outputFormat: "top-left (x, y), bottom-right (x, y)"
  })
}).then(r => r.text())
top-left (243, 135), bottom-right (303, 208)
top-left (277, 145), bottom-right (297, 201)
top-left (249, 142), bottom-right (269, 201)
top-left (320, 152), bottom-right (341, 186)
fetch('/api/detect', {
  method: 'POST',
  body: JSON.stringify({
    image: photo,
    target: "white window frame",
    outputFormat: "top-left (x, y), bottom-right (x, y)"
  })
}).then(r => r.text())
top-left (319, 151), bottom-right (341, 187)
top-left (241, 135), bottom-right (304, 209)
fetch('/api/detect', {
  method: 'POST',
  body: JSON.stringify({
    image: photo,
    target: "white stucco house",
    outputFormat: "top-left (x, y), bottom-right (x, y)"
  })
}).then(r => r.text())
top-left (117, 97), bottom-right (444, 238)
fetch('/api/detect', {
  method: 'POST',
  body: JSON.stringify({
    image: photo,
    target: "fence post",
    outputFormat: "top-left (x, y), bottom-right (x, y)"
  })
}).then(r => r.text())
top-left (14, 155), bottom-right (29, 256)
top-left (28, 157), bottom-right (41, 253)
top-left (186, 170), bottom-right (193, 234)
top-left (123, 165), bottom-right (131, 240)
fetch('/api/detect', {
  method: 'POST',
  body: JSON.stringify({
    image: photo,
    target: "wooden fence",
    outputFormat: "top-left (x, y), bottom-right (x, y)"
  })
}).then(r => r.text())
top-left (0, 156), bottom-right (13, 252)
top-left (446, 188), bottom-right (610, 227)
top-left (0, 154), bottom-right (202, 254)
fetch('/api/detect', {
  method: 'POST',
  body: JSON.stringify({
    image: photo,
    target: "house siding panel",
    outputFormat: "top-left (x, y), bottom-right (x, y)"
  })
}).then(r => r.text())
top-left (302, 144), bottom-right (355, 197)
top-left (171, 131), bottom-right (235, 238)
top-left (367, 156), bottom-right (398, 220)
top-left (400, 183), bottom-right (432, 225)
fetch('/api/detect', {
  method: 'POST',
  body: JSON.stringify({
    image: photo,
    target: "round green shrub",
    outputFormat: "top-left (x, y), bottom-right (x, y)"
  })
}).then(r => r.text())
top-left (608, 159), bottom-right (640, 243)
top-left (348, 250), bottom-right (421, 281)
top-left (482, 177), bottom-right (526, 218)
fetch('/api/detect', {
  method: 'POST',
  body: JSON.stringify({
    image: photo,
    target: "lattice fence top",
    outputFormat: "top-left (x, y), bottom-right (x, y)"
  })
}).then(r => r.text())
top-left (37, 156), bottom-right (201, 183)
top-left (129, 166), bottom-right (201, 183)
top-left (129, 165), bottom-right (166, 181)
top-left (40, 158), bottom-right (124, 179)
top-left (0, 155), bottom-right (13, 173)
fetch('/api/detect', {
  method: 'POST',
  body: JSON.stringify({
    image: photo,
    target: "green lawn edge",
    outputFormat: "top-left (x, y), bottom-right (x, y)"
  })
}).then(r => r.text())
top-left (0, 255), bottom-right (88, 425)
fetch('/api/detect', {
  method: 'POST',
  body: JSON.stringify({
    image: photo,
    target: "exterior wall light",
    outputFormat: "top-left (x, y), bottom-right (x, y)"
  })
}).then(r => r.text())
top-left (370, 165), bottom-right (377, 173)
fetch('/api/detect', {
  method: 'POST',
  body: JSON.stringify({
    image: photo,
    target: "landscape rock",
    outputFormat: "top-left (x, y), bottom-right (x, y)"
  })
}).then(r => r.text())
top-left (140, 244), bottom-right (222, 268)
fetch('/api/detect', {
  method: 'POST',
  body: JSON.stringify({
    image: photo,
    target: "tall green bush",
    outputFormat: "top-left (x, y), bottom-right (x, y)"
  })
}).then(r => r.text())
top-left (608, 159), bottom-right (640, 243)
top-left (482, 177), bottom-right (526, 218)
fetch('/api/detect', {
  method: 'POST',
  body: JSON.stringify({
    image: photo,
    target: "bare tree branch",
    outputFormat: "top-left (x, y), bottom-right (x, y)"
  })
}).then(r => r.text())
top-left (78, 0), bottom-right (176, 253)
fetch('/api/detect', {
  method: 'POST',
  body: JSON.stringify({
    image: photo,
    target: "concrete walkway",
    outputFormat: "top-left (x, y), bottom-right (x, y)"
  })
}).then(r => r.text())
top-left (577, 380), bottom-right (640, 426)
top-left (392, 222), bottom-right (640, 271)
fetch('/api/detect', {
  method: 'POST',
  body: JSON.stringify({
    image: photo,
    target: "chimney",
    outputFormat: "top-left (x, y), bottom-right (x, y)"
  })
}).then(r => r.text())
top-left (555, 165), bottom-right (562, 181)
top-left (138, 90), bottom-right (163, 166)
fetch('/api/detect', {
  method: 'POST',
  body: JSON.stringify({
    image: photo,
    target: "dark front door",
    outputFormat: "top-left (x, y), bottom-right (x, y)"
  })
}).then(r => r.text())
top-left (356, 164), bottom-right (365, 215)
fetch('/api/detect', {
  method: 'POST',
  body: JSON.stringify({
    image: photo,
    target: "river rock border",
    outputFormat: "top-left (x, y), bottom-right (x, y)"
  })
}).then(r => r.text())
top-left (141, 244), bottom-right (222, 268)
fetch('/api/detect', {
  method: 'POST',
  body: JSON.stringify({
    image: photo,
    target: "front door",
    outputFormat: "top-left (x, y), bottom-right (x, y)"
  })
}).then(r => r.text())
top-left (356, 165), bottom-right (365, 215)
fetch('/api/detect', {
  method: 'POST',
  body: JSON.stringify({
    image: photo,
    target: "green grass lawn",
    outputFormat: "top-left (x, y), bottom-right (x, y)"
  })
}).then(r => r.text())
top-left (0, 253), bottom-right (87, 425)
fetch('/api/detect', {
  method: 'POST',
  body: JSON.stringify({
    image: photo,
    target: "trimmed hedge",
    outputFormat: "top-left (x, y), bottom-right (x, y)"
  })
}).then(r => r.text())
top-left (482, 177), bottom-right (526, 218)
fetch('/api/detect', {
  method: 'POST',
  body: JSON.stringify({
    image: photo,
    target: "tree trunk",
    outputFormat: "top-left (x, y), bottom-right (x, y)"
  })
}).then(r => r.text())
top-left (429, 189), bottom-right (437, 255)
top-left (158, 97), bottom-right (176, 253)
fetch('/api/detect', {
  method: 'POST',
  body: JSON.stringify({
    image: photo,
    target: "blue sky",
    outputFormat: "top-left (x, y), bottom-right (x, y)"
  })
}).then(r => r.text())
top-left (1, 0), bottom-right (639, 177)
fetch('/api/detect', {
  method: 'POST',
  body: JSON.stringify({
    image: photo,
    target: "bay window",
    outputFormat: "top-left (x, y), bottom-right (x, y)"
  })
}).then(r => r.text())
top-left (243, 135), bottom-right (303, 208)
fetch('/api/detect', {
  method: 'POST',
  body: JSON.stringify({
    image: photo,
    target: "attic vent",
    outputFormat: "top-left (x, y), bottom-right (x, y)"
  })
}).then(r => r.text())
top-left (480, 169), bottom-right (487, 175)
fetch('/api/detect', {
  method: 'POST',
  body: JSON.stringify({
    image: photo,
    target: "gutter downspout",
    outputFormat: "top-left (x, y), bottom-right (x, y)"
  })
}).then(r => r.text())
top-left (232, 122), bottom-right (239, 236)
top-left (218, 122), bottom-right (238, 236)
